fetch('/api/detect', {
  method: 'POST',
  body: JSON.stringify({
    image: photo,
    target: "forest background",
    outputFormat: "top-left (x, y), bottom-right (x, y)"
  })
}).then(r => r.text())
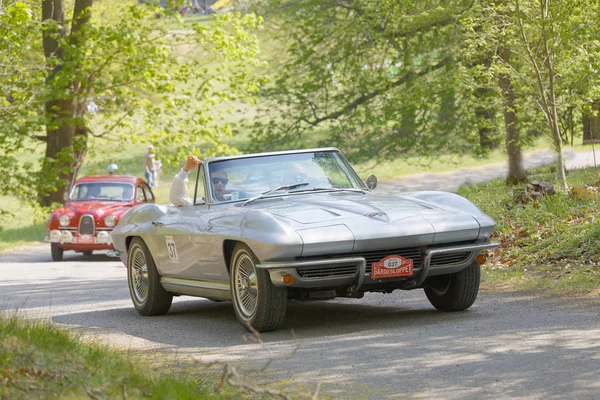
top-left (2, 0), bottom-right (600, 248)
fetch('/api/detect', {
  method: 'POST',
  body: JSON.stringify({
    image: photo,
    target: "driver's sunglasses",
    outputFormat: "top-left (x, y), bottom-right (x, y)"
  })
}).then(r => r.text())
top-left (212, 177), bottom-right (228, 185)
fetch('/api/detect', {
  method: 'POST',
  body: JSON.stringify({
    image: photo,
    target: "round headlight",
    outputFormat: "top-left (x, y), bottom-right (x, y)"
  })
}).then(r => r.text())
top-left (58, 214), bottom-right (71, 227)
top-left (104, 215), bottom-right (117, 227)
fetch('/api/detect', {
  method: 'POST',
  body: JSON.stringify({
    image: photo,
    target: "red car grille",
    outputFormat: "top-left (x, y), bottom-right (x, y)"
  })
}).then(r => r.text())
top-left (79, 214), bottom-right (95, 236)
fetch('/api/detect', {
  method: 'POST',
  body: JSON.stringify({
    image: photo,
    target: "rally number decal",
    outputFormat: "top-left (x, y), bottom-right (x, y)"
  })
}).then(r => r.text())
top-left (165, 236), bottom-right (179, 263)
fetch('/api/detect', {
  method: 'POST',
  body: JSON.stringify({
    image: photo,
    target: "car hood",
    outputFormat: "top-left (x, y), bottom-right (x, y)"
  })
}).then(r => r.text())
top-left (253, 192), bottom-right (487, 253)
top-left (65, 201), bottom-right (134, 216)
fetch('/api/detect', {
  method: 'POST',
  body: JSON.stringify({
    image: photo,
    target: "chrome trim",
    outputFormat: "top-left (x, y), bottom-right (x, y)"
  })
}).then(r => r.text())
top-left (160, 277), bottom-right (232, 301)
top-left (106, 250), bottom-right (121, 258)
top-left (260, 242), bottom-right (500, 289)
top-left (418, 241), bottom-right (500, 284)
top-left (78, 214), bottom-right (95, 236)
top-left (161, 277), bottom-right (230, 291)
top-left (258, 257), bottom-right (366, 290)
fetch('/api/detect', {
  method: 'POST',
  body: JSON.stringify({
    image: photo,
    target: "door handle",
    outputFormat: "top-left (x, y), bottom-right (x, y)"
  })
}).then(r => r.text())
top-left (151, 221), bottom-right (164, 226)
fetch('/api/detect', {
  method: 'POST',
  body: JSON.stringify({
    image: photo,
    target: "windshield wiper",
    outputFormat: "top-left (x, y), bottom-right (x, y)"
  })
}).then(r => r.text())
top-left (289, 187), bottom-right (369, 194)
top-left (242, 182), bottom-right (309, 206)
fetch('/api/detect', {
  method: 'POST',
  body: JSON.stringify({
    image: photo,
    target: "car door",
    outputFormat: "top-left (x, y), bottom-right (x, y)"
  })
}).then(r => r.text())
top-left (152, 166), bottom-right (213, 280)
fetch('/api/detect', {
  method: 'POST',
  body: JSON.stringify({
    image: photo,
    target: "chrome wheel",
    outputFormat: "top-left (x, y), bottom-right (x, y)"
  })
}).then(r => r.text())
top-left (229, 243), bottom-right (287, 332)
top-left (130, 245), bottom-right (149, 304)
top-left (234, 253), bottom-right (258, 318)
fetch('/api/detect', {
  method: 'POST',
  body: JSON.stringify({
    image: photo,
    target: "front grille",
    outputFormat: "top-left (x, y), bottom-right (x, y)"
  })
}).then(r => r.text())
top-left (298, 247), bottom-right (423, 274)
top-left (430, 252), bottom-right (471, 267)
top-left (79, 214), bottom-right (95, 235)
top-left (297, 265), bottom-right (358, 279)
top-left (297, 241), bottom-right (477, 274)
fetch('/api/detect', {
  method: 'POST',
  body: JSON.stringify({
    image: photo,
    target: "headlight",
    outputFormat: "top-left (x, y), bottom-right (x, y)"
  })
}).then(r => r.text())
top-left (104, 215), bottom-right (117, 227)
top-left (58, 214), bottom-right (71, 227)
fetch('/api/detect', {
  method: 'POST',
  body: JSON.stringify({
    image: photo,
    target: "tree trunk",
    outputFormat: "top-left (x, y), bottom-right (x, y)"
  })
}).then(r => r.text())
top-left (39, 0), bottom-right (93, 206)
top-left (41, 0), bottom-right (72, 206)
top-left (583, 101), bottom-right (600, 144)
top-left (498, 46), bottom-right (527, 185)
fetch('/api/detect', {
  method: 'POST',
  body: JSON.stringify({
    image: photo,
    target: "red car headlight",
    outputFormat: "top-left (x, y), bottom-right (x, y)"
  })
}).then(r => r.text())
top-left (104, 215), bottom-right (117, 227)
top-left (58, 214), bottom-right (71, 227)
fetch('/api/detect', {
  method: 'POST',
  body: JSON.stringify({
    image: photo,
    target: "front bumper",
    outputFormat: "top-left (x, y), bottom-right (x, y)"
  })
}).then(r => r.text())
top-left (257, 241), bottom-right (500, 292)
top-left (45, 229), bottom-right (113, 247)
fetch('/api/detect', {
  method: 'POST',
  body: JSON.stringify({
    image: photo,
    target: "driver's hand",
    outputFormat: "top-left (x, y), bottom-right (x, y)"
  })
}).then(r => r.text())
top-left (183, 155), bottom-right (202, 172)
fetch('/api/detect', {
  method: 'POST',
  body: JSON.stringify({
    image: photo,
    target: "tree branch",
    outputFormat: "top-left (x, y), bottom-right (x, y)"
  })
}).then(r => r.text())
top-left (302, 56), bottom-right (451, 126)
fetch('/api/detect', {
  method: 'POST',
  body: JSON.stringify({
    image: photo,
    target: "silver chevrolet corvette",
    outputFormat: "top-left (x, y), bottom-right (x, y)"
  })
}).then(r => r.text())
top-left (111, 148), bottom-right (499, 332)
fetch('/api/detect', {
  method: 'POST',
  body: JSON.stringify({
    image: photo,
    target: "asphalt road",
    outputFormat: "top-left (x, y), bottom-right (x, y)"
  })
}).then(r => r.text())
top-left (1, 245), bottom-right (599, 399)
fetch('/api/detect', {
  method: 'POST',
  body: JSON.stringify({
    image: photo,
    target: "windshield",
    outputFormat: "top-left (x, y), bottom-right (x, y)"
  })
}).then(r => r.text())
top-left (206, 150), bottom-right (365, 203)
top-left (70, 182), bottom-right (134, 201)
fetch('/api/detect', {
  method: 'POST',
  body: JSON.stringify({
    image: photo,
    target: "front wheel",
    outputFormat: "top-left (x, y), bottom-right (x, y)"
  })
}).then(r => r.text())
top-left (127, 237), bottom-right (173, 316)
top-left (51, 243), bottom-right (64, 262)
top-left (230, 243), bottom-right (287, 332)
top-left (424, 261), bottom-right (480, 312)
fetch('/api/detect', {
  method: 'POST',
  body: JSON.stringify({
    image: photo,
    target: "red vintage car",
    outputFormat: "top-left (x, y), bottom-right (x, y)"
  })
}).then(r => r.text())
top-left (45, 174), bottom-right (155, 261)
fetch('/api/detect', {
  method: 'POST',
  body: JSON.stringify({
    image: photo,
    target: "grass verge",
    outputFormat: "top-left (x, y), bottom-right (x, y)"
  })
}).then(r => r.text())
top-left (460, 164), bottom-right (600, 297)
top-left (0, 314), bottom-right (232, 399)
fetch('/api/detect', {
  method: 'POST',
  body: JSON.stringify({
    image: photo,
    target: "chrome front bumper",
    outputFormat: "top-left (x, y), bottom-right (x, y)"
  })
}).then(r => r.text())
top-left (257, 241), bottom-right (500, 291)
top-left (45, 229), bottom-right (113, 245)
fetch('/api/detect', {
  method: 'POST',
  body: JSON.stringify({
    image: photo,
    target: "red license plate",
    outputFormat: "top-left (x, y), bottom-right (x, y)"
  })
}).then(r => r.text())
top-left (371, 255), bottom-right (414, 279)
top-left (77, 234), bottom-right (95, 244)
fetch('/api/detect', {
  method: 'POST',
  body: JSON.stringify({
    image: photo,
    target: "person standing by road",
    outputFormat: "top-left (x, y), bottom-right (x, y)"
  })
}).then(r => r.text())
top-left (144, 145), bottom-right (157, 188)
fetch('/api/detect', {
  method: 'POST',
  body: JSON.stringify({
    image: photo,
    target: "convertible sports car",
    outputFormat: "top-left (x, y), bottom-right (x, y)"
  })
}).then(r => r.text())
top-left (46, 174), bottom-right (155, 261)
top-left (111, 148), bottom-right (499, 332)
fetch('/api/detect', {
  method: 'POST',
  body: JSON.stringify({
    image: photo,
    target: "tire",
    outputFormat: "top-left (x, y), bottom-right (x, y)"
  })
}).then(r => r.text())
top-left (424, 261), bottom-right (480, 312)
top-left (83, 251), bottom-right (93, 256)
top-left (127, 237), bottom-right (173, 316)
top-left (51, 243), bottom-right (64, 262)
top-left (230, 243), bottom-right (287, 332)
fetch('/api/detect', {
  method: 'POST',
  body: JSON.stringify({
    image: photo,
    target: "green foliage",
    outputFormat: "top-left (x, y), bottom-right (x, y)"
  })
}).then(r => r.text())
top-left (461, 0), bottom-right (600, 187)
top-left (0, 0), bottom-right (265, 209)
top-left (244, 0), bottom-right (486, 162)
top-left (460, 165), bottom-right (600, 294)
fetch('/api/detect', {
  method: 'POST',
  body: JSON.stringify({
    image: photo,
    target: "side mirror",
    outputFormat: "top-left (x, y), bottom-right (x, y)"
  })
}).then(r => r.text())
top-left (366, 174), bottom-right (378, 191)
top-left (63, 192), bottom-right (68, 201)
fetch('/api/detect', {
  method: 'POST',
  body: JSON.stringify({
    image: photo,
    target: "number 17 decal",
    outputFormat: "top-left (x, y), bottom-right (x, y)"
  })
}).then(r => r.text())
top-left (165, 236), bottom-right (179, 263)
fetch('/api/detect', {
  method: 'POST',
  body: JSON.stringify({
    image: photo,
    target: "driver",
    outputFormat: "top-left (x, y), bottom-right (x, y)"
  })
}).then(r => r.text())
top-left (169, 155), bottom-right (229, 206)
top-left (283, 163), bottom-right (308, 185)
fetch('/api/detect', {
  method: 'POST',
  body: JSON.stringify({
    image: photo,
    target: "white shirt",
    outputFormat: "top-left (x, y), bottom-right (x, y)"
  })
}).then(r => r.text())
top-left (169, 169), bottom-right (192, 207)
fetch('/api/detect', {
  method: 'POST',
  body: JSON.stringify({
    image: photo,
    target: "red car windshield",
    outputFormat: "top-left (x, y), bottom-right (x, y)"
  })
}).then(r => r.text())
top-left (70, 183), bottom-right (134, 201)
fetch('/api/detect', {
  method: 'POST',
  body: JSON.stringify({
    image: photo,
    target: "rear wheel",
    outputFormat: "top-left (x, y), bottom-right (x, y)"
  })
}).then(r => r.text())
top-left (51, 243), bottom-right (64, 262)
top-left (127, 237), bottom-right (172, 316)
top-left (424, 261), bottom-right (480, 312)
top-left (230, 243), bottom-right (287, 332)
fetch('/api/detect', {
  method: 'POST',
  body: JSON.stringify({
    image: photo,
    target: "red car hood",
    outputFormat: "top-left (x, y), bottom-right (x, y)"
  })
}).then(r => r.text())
top-left (66, 201), bottom-right (134, 216)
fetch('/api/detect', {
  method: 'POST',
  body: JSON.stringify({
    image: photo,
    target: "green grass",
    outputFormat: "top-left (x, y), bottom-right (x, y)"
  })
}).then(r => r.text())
top-left (0, 314), bottom-right (227, 399)
top-left (460, 164), bottom-right (600, 296)
top-left (0, 196), bottom-right (49, 253)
